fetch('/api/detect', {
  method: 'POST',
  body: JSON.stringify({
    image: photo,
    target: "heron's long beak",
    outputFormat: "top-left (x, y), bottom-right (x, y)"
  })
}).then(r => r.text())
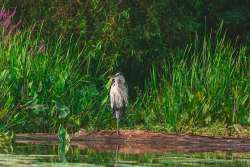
top-left (106, 75), bottom-right (113, 89)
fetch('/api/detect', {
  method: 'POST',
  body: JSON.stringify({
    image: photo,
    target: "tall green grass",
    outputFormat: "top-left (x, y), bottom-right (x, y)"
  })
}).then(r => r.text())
top-left (131, 30), bottom-right (249, 132)
top-left (0, 27), bottom-right (249, 134)
top-left (0, 30), bottom-right (111, 133)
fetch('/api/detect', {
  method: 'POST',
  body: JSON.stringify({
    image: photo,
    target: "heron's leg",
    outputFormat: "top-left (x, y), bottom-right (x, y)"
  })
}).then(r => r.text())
top-left (115, 145), bottom-right (119, 163)
top-left (116, 119), bottom-right (119, 135)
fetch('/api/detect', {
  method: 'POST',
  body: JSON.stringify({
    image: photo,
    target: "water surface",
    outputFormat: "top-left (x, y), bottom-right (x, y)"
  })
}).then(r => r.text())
top-left (1, 142), bottom-right (250, 167)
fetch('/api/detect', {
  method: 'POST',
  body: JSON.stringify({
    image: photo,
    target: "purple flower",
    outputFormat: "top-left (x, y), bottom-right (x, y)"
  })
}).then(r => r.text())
top-left (0, 8), bottom-right (21, 34)
top-left (0, 11), bottom-right (6, 18)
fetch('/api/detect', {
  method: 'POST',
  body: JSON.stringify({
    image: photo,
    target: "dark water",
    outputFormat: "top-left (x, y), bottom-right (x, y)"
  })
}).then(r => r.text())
top-left (0, 142), bottom-right (250, 167)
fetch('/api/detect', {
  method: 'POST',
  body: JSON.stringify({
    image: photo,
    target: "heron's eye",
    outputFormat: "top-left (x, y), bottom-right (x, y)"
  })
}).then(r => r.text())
top-left (112, 79), bottom-right (115, 84)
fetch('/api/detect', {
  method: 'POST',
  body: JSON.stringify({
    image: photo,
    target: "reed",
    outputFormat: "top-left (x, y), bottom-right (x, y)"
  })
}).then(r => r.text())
top-left (132, 29), bottom-right (249, 133)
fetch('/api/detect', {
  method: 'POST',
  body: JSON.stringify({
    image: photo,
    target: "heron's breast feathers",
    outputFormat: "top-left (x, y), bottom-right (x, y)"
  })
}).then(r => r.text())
top-left (110, 85), bottom-right (128, 109)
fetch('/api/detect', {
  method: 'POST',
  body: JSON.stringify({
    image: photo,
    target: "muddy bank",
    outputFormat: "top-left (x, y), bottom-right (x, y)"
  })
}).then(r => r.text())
top-left (16, 130), bottom-right (250, 154)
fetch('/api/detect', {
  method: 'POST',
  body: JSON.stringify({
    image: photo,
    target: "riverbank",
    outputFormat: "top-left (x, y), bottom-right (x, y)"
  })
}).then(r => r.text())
top-left (15, 129), bottom-right (250, 154)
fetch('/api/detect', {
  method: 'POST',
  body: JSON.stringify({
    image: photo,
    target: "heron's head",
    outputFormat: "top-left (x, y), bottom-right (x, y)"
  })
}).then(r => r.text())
top-left (109, 72), bottom-right (125, 86)
top-left (109, 72), bottom-right (122, 79)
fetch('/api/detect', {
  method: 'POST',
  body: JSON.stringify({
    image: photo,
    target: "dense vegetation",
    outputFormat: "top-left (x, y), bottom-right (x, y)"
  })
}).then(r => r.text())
top-left (0, 1), bottom-right (249, 136)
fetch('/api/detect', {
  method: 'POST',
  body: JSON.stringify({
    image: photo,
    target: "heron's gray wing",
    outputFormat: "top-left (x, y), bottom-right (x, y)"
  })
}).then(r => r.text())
top-left (122, 82), bottom-right (128, 107)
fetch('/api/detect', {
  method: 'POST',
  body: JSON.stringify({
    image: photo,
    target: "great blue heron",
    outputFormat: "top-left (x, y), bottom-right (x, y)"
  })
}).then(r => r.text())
top-left (110, 72), bottom-right (128, 135)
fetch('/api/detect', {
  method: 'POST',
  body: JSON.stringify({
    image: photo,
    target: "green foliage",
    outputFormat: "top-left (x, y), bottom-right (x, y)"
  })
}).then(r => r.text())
top-left (132, 29), bottom-right (249, 132)
top-left (2, 1), bottom-right (250, 88)
top-left (0, 30), bottom-right (109, 132)
top-left (0, 2), bottom-right (249, 135)
top-left (0, 26), bottom-right (249, 134)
